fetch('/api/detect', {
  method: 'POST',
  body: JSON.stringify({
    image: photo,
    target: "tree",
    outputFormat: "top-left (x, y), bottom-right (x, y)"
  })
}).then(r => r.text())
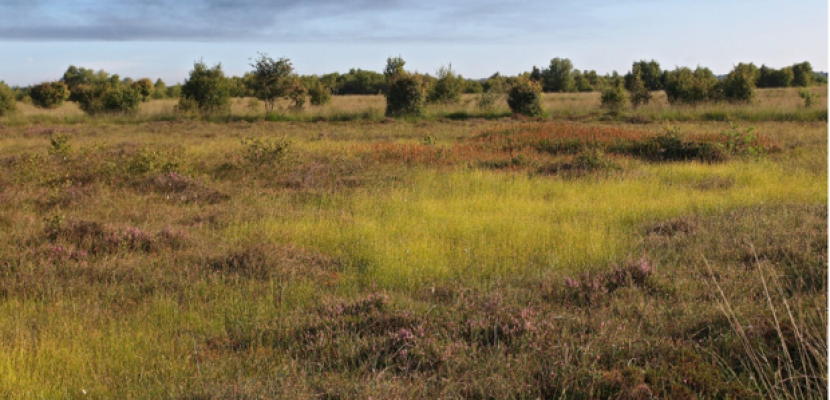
top-left (385, 58), bottom-right (425, 117)
top-left (384, 56), bottom-right (406, 80)
top-left (627, 73), bottom-right (651, 108)
top-left (663, 66), bottom-right (718, 104)
top-left (427, 63), bottom-right (463, 104)
top-left (721, 64), bottom-right (757, 103)
top-left (542, 58), bottom-right (574, 92)
top-left (0, 81), bottom-right (17, 116)
top-left (507, 78), bottom-right (543, 116)
top-left (792, 61), bottom-right (813, 87)
top-left (179, 60), bottom-right (231, 114)
top-left (131, 78), bottom-right (155, 101)
top-left (757, 65), bottom-right (794, 88)
top-left (30, 82), bottom-right (69, 109)
top-left (248, 53), bottom-right (298, 113)
top-left (601, 81), bottom-right (628, 111)
top-left (627, 60), bottom-right (663, 91)
top-left (152, 79), bottom-right (167, 99)
top-left (308, 80), bottom-right (332, 106)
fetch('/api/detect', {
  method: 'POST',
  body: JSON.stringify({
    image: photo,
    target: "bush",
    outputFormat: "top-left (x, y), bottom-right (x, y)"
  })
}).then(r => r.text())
top-left (102, 86), bottom-right (143, 114)
top-left (721, 64), bottom-right (757, 103)
top-left (309, 81), bottom-right (332, 106)
top-left (385, 73), bottom-right (425, 117)
top-left (664, 67), bottom-right (718, 105)
top-left (507, 78), bottom-right (543, 116)
top-left (240, 136), bottom-right (292, 167)
top-left (131, 78), bottom-right (155, 101)
top-left (0, 81), bottom-right (17, 117)
top-left (30, 82), bottom-right (69, 109)
top-left (179, 60), bottom-right (231, 115)
top-left (600, 83), bottom-right (628, 111)
top-left (427, 64), bottom-right (463, 105)
top-left (626, 73), bottom-right (651, 108)
top-left (798, 88), bottom-right (816, 108)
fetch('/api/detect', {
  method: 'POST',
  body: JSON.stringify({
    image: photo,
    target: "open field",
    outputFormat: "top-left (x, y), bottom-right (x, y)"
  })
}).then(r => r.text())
top-left (0, 88), bottom-right (826, 398)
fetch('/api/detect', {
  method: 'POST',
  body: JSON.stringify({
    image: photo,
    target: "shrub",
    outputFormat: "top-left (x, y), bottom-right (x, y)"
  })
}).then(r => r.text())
top-left (240, 136), bottom-right (291, 167)
top-left (600, 83), bottom-right (629, 111)
top-left (287, 81), bottom-right (307, 110)
top-left (179, 60), bottom-right (231, 115)
top-left (542, 57), bottom-right (574, 92)
top-left (152, 79), bottom-right (167, 99)
top-left (721, 64), bottom-right (757, 103)
top-left (664, 67), bottom-right (718, 104)
top-left (478, 79), bottom-right (506, 110)
top-left (792, 61), bottom-right (813, 87)
top-left (0, 81), bottom-right (17, 117)
top-left (308, 81), bottom-right (332, 106)
top-left (385, 73), bottom-right (425, 117)
top-left (29, 82), bottom-right (69, 109)
top-left (74, 84), bottom-right (142, 115)
top-left (627, 60), bottom-right (663, 91)
top-left (798, 88), bottom-right (816, 108)
top-left (427, 64), bottom-right (463, 105)
top-left (130, 78), bottom-right (155, 101)
top-left (626, 73), bottom-right (651, 108)
top-left (101, 86), bottom-right (143, 114)
top-left (507, 78), bottom-right (543, 116)
top-left (248, 53), bottom-right (298, 113)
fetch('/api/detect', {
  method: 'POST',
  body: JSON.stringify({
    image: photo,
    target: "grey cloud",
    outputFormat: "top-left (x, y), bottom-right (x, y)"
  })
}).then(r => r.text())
top-left (0, 0), bottom-right (616, 42)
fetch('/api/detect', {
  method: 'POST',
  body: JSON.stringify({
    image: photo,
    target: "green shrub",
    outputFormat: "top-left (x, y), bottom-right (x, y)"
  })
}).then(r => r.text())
top-left (601, 83), bottom-right (629, 111)
top-left (48, 133), bottom-right (72, 157)
top-left (798, 88), bottom-right (817, 108)
top-left (287, 81), bottom-right (307, 111)
top-left (541, 57), bottom-right (574, 93)
top-left (721, 63), bottom-right (758, 103)
top-left (427, 64), bottom-right (463, 105)
top-left (626, 73), bottom-right (651, 108)
top-left (102, 86), bottom-right (143, 114)
top-left (309, 82), bottom-right (332, 106)
top-left (240, 136), bottom-right (292, 167)
top-left (507, 78), bottom-right (543, 116)
top-left (385, 72), bottom-right (425, 117)
top-left (179, 60), bottom-right (231, 115)
top-left (131, 78), bottom-right (155, 101)
top-left (30, 82), bottom-right (69, 109)
top-left (0, 81), bottom-right (17, 117)
top-left (152, 79), bottom-right (167, 99)
top-left (664, 67), bottom-right (718, 104)
top-left (478, 79), bottom-right (506, 110)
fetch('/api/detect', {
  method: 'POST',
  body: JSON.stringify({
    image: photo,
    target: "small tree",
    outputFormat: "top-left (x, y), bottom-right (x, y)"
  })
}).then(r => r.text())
top-left (792, 61), bottom-right (813, 87)
top-left (102, 86), bottom-right (143, 113)
top-left (30, 82), bottom-right (69, 109)
top-left (308, 81), bottom-right (332, 106)
top-left (152, 79), bottom-right (167, 99)
top-left (542, 58), bottom-right (574, 93)
top-left (507, 78), bottom-right (543, 116)
top-left (179, 60), bottom-right (231, 115)
top-left (664, 67), bottom-right (718, 105)
top-left (427, 64), bottom-right (463, 104)
top-left (721, 64), bottom-right (758, 103)
top-left (601, 82), bottom-right (628, 111)
top-left (131, 78), bottom-right (155, 101)
top-left (249, 53), bottom-right (297, 113)
top-left (385, 73), bottom-right (425, 117)
top-left (384, 56), bottom-right (406, 80)
top-left (287, 81), bottom-right (307, 110)
top-left (627, 72), bottom-right (651, 108)
top-left (0, 81), bottom-right (17, 116)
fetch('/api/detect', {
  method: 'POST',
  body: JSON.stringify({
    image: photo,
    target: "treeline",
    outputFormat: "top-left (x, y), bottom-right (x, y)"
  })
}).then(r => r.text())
top-left (0, 56), bottom-right (824, 118)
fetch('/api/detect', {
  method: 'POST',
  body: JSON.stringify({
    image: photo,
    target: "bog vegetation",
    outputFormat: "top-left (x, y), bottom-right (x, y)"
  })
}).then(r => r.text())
top-left (0, 55), bottom-right (826, 399)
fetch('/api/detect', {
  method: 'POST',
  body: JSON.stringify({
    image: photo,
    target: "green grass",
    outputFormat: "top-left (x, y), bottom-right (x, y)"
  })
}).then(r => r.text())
top-left (0, 111), bottom-right (825, 398)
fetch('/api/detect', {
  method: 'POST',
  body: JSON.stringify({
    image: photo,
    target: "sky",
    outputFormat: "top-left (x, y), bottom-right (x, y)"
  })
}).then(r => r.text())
top-left (0, 0), bottom-right (827, 86)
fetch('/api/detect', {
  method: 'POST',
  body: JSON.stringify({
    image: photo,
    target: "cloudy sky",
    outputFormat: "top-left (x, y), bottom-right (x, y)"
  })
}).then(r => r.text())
top-left (0, 0), bottom-right (826, 85)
